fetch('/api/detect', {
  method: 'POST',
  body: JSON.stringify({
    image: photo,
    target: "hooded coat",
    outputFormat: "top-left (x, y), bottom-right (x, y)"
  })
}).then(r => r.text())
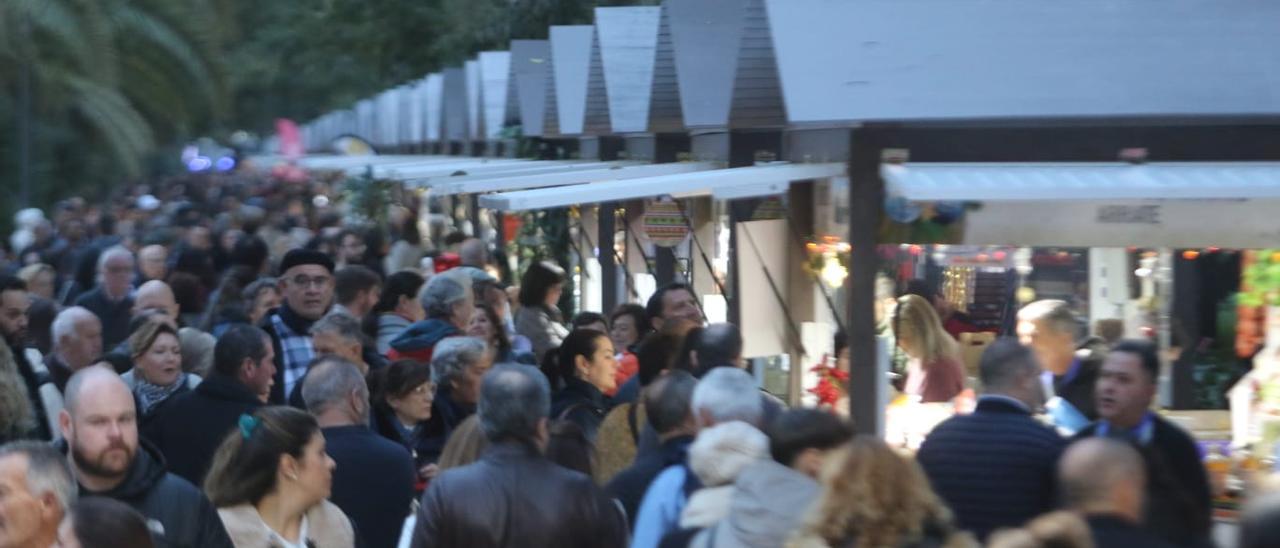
top-left (678, 422), bottom-right (769, 530)
top-left (60, 438), bottom-right (234, 548)
top-left (692, 460), bottom-right (820, 548)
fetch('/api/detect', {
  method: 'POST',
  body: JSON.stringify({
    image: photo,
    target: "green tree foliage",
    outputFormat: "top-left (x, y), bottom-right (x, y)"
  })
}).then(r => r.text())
top-left (0, 0), bottom-right (226, 222)
top-left (0, 0), bottom-right (656, 230)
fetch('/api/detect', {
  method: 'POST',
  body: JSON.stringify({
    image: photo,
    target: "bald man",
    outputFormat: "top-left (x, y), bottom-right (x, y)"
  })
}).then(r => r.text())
top-left (1059, 438), bottom-right (1174, 548)
top-left (59, 368), bottom-right (232, 547)
top-left (132, 280), bottom-right (179, 323)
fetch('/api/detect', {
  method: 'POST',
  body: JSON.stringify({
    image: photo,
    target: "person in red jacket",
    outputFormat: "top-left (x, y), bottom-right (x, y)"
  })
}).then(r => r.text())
top-left (387, 271), bottom-right (473, 364)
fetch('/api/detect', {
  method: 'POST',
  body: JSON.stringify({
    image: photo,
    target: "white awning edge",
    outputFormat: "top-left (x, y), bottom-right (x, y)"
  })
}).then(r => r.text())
top-left (480, 162), bottom-right (844, 211)
top-left (456, 161), bottom-right (718, 199)
top-left (883, 162), bottom-right (1280, 201)
top-left (422, 161), bottom-right (643, 194)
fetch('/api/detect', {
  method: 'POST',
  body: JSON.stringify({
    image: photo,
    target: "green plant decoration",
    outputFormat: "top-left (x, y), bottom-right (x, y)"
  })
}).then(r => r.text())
top-left (1240, 249), bottom-right (1280, 307)
top-left (342, 166), bottom-right (398, 227)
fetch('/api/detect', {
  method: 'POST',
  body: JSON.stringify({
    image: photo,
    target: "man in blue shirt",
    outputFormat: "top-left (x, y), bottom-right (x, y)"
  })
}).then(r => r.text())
top-left (1017, 300), bottom-right (1106, 434)
top-left (1074, 340), bottom-right (1211, 548)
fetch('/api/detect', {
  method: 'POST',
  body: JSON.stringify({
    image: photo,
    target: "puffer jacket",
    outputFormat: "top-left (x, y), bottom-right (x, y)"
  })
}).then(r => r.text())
top-left (387, 318), bottom-right (460, 363)
top-left (693, 460), bottom-right (820, 548)
top-left (680, 422), bottom-right (770, 529)
top-left (411, 441), bottom-right (627, 548)
top-left (59, 438), bottom-right (234, 548)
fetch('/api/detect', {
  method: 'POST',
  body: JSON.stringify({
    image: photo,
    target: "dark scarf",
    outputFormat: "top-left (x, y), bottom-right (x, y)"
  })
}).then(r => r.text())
top-left (277, 302), bottom-right (318, 335)
top-left (135, 373), bottom-right (188, 415)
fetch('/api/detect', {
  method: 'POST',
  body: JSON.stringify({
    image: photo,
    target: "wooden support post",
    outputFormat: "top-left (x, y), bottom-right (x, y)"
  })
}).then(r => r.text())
top-left (600, 203), bottom-right (619, 313)
top-left (847, 127), bottom-right (885, 436)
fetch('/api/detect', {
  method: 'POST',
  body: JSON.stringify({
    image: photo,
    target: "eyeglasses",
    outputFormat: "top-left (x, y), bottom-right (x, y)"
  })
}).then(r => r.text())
top-left (407, 384), bottom-right (434, 398)
top-left (289, 275), bottom-right (332, 288)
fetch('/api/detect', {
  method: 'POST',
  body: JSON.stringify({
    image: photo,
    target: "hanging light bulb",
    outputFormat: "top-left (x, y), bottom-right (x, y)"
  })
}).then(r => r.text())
top-left (821, 251), bottom-right (848, 289)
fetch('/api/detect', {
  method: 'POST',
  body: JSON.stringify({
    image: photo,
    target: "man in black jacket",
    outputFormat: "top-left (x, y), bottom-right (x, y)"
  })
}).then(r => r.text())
top-left (1075, 339), bottom-right (1211, 548)
top-left (1060, 437), bottom-right (1175, 548)
top-left (73, 246), bottom-right (135, 350)
top-left (145, 323), bottom-right (273, 485)
top-left (304, 356), bottom-right (415, 548)
top-left (412, 364), bottom-right (626, 548)
top-left (58, 366), bottom-right (233, 547)
top-left (918, 339), bottom-right (1066, 541)
top-left (1017, 299), bottom-right (1105, 434)
top-left (605, 370), bottom-right (698, 524)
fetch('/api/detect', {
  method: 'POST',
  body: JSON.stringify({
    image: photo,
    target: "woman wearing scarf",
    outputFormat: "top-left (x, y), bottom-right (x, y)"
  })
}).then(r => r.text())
top-left (122, 319), bottom-right (201, 420)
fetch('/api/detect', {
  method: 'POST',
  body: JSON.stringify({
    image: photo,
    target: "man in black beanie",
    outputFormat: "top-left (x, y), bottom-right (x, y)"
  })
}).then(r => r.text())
top-left (260, 248), bottom-right (335, 405)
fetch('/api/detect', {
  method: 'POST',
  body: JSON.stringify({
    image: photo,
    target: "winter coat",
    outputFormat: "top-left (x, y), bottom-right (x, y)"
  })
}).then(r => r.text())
top-left (121, 369), bottom-right (202, 424)
top-left (144, 374), bottom-right (264, 486)
top-left (1076, 415), bottom-right (1213, 548)
top-left (324, 425), bottom-right (417, 548)
top-left (217, 501), bottom-right (355, 548)
top-left (917, 396), bottom-right (1065, 541)
top-left (605, 435), bottom-right (692, 526)
top-left (62, 439), bottom-right (234, 548)
top-left (411, 441), bottom-right (626, 548)
top-left (75, 286), bottom-right (134, 349)
top-left (386, 318), bottom-right (460, 364)
top-left (551, 377), bottom-right (612, 443)
top-left (679, 422), bottom-right (769, 530)
top-left (692, 460), bottom-right (820, 548)
top-left (514, 305), bottom-right (568, 363)
top-left (374, 384), bottom-right (474, 474)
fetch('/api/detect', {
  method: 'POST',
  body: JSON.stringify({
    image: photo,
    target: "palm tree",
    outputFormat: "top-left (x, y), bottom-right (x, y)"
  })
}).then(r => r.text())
top-left (0, 0), bottom-right (226, 210)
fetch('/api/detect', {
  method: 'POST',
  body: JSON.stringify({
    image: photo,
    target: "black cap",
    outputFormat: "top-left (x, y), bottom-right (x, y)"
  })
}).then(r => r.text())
top-left (278, 248), bottom-right (335, 276)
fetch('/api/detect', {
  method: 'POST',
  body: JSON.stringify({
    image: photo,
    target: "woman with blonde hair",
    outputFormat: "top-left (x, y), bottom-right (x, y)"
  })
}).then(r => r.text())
top-left (121, 319), bottom-right (201, 419)
top-left (791, 436), bottom-right (974, 548)
top-left (205, 406), bottom-right (354, 548)
top-left (892, 294), bottom-right (965, 402)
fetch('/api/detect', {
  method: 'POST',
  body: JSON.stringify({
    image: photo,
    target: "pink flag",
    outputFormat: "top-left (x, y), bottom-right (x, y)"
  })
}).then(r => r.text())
top-left (275, 118), bottom-right (304, 160)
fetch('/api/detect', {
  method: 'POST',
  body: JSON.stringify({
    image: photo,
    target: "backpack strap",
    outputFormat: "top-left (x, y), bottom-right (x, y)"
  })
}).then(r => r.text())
top-left (626, 403), bottom-right (641, 444)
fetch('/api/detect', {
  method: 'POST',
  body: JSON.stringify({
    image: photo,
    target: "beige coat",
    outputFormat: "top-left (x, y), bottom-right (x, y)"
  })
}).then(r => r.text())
top-left (217, 501), bottom-right (355, 548)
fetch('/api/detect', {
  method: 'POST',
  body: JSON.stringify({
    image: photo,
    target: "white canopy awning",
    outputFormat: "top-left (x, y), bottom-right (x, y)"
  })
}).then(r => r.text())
top-left (480, 162), bottom-right (844, 211)
top-left (372, 159), bottom-right (544, 180)
top-left (297, 155), bottom-right (438, 170)
top-left (431, 161), bottom-right (709, 197)
top-left (883, 162), bottom-right (1280, 201)
top-left (418, 161), bottom-right (638, 194)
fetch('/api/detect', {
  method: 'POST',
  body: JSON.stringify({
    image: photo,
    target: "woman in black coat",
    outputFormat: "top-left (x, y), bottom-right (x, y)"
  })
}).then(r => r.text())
top-left (548, 329), bottom-right (619, 444)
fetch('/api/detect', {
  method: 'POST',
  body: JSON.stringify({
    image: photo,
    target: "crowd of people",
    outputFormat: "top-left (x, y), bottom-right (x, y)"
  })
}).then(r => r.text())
top-left (0, 175), bottom-right (1278, 548)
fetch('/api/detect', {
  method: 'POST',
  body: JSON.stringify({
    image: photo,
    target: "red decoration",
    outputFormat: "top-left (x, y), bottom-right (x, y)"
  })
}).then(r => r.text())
top-left (433, 253), bottom-right (461, 273)
top-left (807, 354), bottom-right (849, 408)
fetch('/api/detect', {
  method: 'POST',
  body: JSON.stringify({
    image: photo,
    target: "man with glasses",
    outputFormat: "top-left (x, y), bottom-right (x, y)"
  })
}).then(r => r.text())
top-left (261, 249), bottom-right (335, 404)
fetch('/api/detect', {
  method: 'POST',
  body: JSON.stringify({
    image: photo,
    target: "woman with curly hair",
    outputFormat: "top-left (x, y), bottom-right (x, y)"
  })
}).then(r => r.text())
top-left (790, 436), bottom-right (975, 548)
